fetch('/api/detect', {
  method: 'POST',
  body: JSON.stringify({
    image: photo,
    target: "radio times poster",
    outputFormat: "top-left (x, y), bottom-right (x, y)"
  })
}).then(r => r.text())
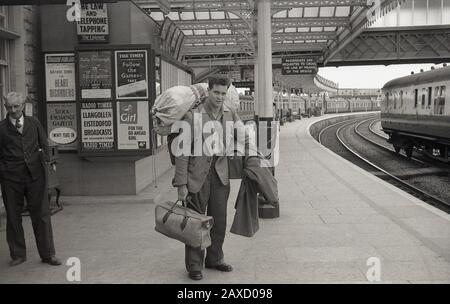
top-left (80, 101), bottom-right (114, 151)
top-left (115, 50), bottom-right (148, 99)
top-left (79, 51), bottom-right (112, 99)
top-left (45, 53), bottom-right (76, 102)
top-left (47, 103), bottom-right (78, 150)
top-left (117, 101), bottom-right (149, 150)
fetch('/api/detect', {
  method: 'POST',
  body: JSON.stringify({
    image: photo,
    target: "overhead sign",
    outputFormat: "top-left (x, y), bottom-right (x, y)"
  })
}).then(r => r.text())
top-left (77, 3), bottom-right (109, 43)
top-left (282, 57), bottom-right (317, 75)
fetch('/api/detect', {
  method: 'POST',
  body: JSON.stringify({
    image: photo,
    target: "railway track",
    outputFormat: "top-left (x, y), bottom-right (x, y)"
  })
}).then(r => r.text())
top-left (317, 116), bottom-right (450, 213)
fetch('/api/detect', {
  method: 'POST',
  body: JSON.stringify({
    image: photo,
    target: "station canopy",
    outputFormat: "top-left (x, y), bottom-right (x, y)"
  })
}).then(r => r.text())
top-left (134, 0), bottom-right (393, 64)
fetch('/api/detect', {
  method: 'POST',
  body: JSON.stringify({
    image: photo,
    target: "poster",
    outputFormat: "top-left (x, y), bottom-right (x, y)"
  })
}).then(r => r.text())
top-left (45, 53), bottom-right (76, 102)
top-left (47, 103), bottom-right (78, 150)
top-left (79, 51), bottom-right (112, 99)
top-left (115, 50), bottom-right (148, 99)
top-left (80, 101), bottom-right (114, 151)
top-left (77, 3), bottom-right (109, 43)
top-left (117, 101), bottom-right (150, 150)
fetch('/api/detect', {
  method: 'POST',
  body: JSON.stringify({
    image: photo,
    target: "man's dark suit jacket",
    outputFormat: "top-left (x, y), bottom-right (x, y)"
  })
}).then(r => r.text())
top-left (0, 115), bottom-right (50, 182)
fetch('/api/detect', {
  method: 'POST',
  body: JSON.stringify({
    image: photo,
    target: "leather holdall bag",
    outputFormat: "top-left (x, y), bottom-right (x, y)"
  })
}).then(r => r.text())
top-left (155, 199), bottom-right (214, 249)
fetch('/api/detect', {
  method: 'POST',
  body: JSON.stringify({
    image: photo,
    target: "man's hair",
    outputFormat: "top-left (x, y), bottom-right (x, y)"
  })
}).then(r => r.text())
top-left (208, 75), bottom-right (230, 90)
top-left (5, 92), bottom-right (25, 104)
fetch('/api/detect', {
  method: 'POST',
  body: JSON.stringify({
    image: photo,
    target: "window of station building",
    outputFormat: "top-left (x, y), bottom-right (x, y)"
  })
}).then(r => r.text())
top-left (0, 38), bottom-right (9, 119)
top-left (0, 6), bottom-right (7, 29)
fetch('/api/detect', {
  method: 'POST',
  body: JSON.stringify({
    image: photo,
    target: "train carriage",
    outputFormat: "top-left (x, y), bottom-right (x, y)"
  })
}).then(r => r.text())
top-left (381, 66), bottom-right (450, 161)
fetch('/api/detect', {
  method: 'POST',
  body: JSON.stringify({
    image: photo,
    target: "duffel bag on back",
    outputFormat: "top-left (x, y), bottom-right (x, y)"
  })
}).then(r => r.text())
top-left (151, 83), bottom-right (208, 136)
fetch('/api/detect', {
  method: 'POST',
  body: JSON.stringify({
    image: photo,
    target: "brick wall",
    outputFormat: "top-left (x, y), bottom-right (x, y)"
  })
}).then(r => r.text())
top-left (23, 6), bottom-right (41, 118)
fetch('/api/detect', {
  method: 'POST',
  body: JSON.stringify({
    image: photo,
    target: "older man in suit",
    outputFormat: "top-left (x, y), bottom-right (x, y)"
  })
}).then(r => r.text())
top-left (0, 92), bottom-right (61, 266)
top-left (172, 75), bottom-right (242, 280)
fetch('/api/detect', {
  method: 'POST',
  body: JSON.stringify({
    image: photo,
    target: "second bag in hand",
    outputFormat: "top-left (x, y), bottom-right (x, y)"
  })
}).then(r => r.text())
top-left (155, 200), bottom-right (214, 250)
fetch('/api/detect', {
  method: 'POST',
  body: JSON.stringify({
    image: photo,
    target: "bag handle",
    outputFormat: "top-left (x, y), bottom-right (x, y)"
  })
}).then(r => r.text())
top-left (162, 198), bottom-right (193, 231)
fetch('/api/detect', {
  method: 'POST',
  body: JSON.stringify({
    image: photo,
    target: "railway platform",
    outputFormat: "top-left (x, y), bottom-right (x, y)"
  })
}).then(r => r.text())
top-left (0, 112), bottom-right (449, 283)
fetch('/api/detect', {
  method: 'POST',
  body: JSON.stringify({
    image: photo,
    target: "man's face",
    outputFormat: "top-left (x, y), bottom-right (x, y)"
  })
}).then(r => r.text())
top-left (207, 84), bottom-right (228, 109)
top-left (4, 97), bottom-right (25, 119)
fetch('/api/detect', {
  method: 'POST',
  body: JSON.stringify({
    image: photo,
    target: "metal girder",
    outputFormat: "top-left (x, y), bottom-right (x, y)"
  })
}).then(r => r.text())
top-left (322, 0), bottom-right (406, 65)
top-left (328, 26), bottom-right (450, 65)
top-left (136, 0), bottom-right (367, 11)
top-left (271, 0), bottom-right (367, 9)
top-left (183, 42), bottom-right (326, 55)
top-left (272, 17), bottom-right (349, 31)
top-left (185, 32), bottom-right (336, 43)
top-left (172, 16), bottom-right (349, 31)
top-left (272, 31), bottom-right (336, 41)
top-left (173, 19), bottom-right (249, 31)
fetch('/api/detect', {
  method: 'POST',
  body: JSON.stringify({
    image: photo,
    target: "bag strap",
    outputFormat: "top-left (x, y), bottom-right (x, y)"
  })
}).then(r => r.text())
top-left (162, 197), bottom-right (202, 231)
top-left (162, 199), bottom-right (190, 231)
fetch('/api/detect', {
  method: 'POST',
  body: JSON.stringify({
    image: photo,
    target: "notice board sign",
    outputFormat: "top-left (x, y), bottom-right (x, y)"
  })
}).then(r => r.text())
top-left (78, 50), bottom-right (112, 99)
top-left (117, 101), bottom-right (150, 150)
top-left (80, 101), bottom-right (114, 152)
top-left (47, 103), bottom-right (78, 150)
top-left (45, 53), bottom-right (76, 102)
top-left (281, 57), bottom-right (317, 75)
top-left (115, 50), bottom-right (148, 99)
top-left (77, 3), bottom-right (109, 43)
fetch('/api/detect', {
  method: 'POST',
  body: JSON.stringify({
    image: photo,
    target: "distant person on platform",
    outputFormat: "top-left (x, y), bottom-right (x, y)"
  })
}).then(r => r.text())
top-left (0, 92), bottom-right (61, 267)
top-left (172, 75), bottom-right (241, 280)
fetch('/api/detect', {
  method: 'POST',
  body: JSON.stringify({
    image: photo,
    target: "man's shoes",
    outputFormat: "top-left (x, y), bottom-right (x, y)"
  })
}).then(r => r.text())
top-left (9, 257), bottom-right (26, 267)
top-left (41, 256), bottom-right (62, 266)
top-left (206, 263), bottom-right (233, 272)
top-left (188, 271), bottom-right (203, 281)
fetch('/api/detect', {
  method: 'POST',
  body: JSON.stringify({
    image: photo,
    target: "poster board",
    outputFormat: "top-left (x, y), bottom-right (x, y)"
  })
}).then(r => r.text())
top-left (45, 53), bottom-right (76, 102)
top-left (78, 50), bottom-right (112, 99)
top-left (47, 103), bottom-right (78, 150)
top-left (117, 101), bottom-right (150, 150)
top-left (80, 101), bottom-right (114, 151)
top-left (76, 45), bottom-right (154, 157)
top-left (44, 52), bottom-right (78, 151)
top-left (115, 50), bottom-right (148, 99)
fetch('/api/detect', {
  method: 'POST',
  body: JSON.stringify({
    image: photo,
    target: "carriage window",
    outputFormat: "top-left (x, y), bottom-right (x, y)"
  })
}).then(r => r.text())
top-left (421, 88), bottom-right (426, 108)
top-left (414, 89), bottom-right (418, 108)
top-left (393, 92), bottom-right (397, 109)
top-left (434, 86), bottom-right (446, 115)
top-left (400, 90), bottom-right (403, 108)
top-left (427, 87), bottom-right (432, 108)
top-left (385, 93), bottom-right (389, 108)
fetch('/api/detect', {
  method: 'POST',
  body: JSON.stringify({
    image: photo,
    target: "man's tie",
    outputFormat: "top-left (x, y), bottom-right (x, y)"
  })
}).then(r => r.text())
top-left (15, 119), bottom-right (22, 132)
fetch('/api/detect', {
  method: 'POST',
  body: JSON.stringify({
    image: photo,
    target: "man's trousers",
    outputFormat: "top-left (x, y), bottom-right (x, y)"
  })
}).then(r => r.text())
top-left (1, 171), bottom-right (56, 260)
top-left (185, 158), bottom-right (230, 272)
